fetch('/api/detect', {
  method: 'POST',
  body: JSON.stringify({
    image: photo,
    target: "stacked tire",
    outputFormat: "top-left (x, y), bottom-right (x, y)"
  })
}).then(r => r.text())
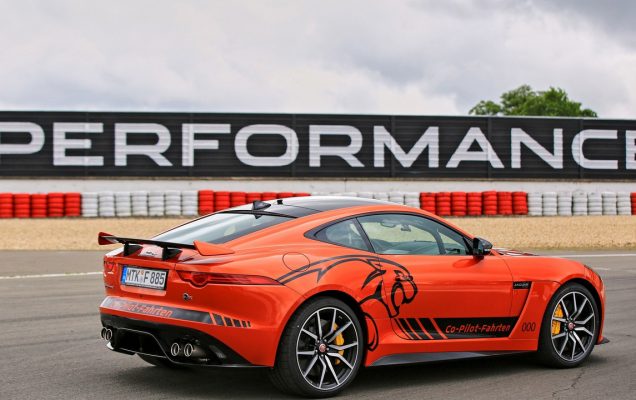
top-left (542, 192), bottom-right (557, 216)
top-left (373, 192), bottom-right (389, 202)
top-left (602, 192), bottom-right (617, 215)
top-left (148, 191), bottom-right (165, 217)
top-left (527, 192), bottom-right (542, 216)
top-left (31, 194), bottom-right (48, 218)
top-left (246, 192), bottom-right (262, 203)
top-left (404, 192), bottom-right (419, 208)
top-left (165, 190), bottom-right (182, 216)
top-left (132, 191), bottom-right (149, 217)
top-left (512, 192), bottom-right (528, 215)
top-left (467, 192), bottom-right (482, 216)
top-left (115, 192), bottom-right (132, 217)
top-left (47, 193), bottom-right (65, 217)
top-left (198, 190), bottom-right (214, 215)
top-left (587, 193), bottom-right (603, 216)
top-left (64, 193), bottom-right (81, 217)
top-left (98, 191), bottom-right (115, 217)
top-left (435, 192), bottom-right (451, 216)
top-left (214, 191), bottom-right (230, 211)
top-left (181, 191), bottom-right (198, 216)
top-left (497, 192), bottom-right (513, 215)
top-left (482, 191), bottom-right (497, 216)
top-left (419, 192), bottom-right (435, 213)
top-left (14, 194), bottom-right (31, 218)
top-left (557, 192), bottom-right (572, 216)
top-left (81, 192), bottom-right (98, 217)
top-left (0, 193), bottom-right (13, 218)
top-left (451, 192), bottom-right (467, 216)
top-left (617, 192), bottom-right (631, 215)
top-left (572, 191), bottom-right (588, 216)
top-left (389, 192), bottom-right (405, 205)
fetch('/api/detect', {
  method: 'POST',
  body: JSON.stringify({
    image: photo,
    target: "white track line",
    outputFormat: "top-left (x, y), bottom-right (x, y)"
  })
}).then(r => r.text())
top-left (0, 271), bottom-right (101, 280)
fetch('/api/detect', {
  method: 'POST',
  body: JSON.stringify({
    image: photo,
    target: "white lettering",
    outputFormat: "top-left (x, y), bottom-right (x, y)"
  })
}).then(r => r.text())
top-left (309, 125), bottom-right (363, 167)
top-left (446, 127), bottom-right (504, 168)
top-left (181, 124), bottom-right (230, 167)
top-left (373, 126), bottom-right (439, 168)
top-left (0, 122), bottom-right (44, 156)
top-left (511, 128), bottom-right (563, 169)
top-left (571, 129), bottom-right (618, 170)
top-left (53, 123), bottom-right (104, 166)
top-left (114, 123), bottom-right (172, 167)
top-left (235, 124), bottom-right (298, 167)
top-left (626, 130), bottom-right (636, 170)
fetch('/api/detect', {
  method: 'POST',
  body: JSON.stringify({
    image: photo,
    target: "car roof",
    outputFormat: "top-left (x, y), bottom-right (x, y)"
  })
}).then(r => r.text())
top-left (227, 196), bottom-right (393, 217)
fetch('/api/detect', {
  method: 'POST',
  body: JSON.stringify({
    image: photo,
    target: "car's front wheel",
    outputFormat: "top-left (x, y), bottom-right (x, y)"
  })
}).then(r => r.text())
top-left (269, 297), bottom-right (364, 397)
top-left (538, 282), bottom-right (600, 367)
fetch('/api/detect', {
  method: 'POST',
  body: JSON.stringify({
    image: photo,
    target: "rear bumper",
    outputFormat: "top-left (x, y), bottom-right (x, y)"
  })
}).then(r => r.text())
top-left (101, 313), bottom-right (262, 367)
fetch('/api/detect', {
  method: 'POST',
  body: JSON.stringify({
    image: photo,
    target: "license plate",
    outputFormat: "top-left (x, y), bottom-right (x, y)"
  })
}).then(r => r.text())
top-left (121, 266), bottom-right (168, 290)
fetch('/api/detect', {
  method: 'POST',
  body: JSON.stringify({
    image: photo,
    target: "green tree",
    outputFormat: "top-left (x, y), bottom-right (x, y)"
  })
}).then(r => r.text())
top-left (469, 85), bottom-right (597, 117)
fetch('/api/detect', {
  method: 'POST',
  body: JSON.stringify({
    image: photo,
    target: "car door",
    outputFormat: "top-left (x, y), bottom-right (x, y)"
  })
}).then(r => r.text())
top-left (356, 213), bottom-right (515, 342)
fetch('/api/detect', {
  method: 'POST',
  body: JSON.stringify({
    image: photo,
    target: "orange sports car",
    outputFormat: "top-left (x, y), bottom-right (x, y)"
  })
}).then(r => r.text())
top-left (98, 196), bottom-right (607, 397)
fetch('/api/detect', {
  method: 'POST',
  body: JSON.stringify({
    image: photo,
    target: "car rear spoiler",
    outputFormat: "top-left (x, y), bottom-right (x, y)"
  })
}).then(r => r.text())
top-left (98, 232), bottom-right (234, 260)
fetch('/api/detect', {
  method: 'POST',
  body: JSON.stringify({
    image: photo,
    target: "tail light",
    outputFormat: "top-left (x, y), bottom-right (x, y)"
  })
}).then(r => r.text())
top-left (177, 271), bottom-right (280, 287)
top-left (104, 260), bottom-right (116, 272)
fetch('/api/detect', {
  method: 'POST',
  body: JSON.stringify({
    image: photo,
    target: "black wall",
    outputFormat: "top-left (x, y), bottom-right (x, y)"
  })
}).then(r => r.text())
top-left (0, 111), bottom-right (634, 180)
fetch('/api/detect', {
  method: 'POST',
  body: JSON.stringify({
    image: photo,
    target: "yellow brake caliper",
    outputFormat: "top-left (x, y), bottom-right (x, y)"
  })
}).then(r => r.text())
top-left (333, 323), bottom-right (345, 364)
top-left (552, 303), bottom-right (564, 335)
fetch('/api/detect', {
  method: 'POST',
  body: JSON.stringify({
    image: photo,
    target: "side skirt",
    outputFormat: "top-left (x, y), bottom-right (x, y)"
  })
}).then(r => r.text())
top-left (370, 350), bottom-right (530, 367)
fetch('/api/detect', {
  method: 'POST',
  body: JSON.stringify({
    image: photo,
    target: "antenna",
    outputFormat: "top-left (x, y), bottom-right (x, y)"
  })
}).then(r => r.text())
top-left (252, 200), bottom-right (271, 210)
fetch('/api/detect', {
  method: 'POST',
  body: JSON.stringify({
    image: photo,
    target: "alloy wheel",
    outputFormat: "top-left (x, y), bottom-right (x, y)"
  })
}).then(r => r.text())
top-left (550, 291), bottom-right (596, 362)
top-left (295, 306), bottom-right (359, 391)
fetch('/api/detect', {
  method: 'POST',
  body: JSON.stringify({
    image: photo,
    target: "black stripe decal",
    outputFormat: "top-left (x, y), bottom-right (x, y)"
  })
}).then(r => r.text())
top-left (405, 318), bottom-right (429, 340)
top-left (396, 318), bottom-right (416, 340)
top-left (419, 318), bottom-right (442, 340)
top-left (212, 313), bottom-right (224, 326)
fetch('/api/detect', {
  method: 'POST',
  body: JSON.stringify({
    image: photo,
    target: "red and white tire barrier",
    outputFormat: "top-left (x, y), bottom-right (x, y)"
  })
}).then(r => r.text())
top-left (0, 190), bottom-right (634, 218)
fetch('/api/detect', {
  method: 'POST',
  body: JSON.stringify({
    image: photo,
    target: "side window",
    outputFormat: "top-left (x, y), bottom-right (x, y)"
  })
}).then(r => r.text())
top-left (315, 219), bottom-right (370, 251)
top-left (357, 214), bottom-right (469, 255)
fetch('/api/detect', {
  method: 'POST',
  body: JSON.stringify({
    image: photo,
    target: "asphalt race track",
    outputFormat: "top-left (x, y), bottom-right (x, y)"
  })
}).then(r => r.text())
top-left (1, 251), bottom-right (635, 399)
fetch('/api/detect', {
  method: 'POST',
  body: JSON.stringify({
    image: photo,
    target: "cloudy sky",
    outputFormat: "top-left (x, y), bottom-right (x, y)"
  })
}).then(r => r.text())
top-left (0, 0), bottom-right (634, 117)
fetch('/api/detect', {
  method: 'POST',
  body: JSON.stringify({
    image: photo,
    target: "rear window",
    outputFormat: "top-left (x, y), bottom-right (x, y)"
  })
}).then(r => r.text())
top-left (154, 212), bottom-right (293, 244)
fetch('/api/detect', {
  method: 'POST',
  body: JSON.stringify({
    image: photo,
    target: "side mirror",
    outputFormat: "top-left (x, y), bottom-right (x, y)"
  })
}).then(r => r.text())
top-left (472, 237), bottom-right (493, 257)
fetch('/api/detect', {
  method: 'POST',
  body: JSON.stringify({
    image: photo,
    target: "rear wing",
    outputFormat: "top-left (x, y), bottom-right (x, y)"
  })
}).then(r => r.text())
top-left (98, 232), bottom-right (234, 260)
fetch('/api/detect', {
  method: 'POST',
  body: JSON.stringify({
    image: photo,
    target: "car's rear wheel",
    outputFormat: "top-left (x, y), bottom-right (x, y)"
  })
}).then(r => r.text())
top-left (538, 283), bottom-right (599, 367)
top-left (137, 353), bottom-right (184, 369)
top-left (269, 297), bottom-right (364, 398)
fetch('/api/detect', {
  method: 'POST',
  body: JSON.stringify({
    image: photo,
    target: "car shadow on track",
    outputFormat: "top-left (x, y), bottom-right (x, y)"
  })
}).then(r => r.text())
top-left (113, 353), bottom-right (608, 399)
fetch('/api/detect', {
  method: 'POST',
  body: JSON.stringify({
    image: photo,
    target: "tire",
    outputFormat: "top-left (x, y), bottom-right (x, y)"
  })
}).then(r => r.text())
top-left (537, 283), bottom-right (600, 368)
top-left (269, 297), bottom-right (364, 398)
top-left (137, 353), bottom-right (185, 369)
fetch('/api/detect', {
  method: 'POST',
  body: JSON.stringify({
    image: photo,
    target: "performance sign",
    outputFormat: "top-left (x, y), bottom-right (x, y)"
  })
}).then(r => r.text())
top-left (0, 112), bottom-right (634, 179)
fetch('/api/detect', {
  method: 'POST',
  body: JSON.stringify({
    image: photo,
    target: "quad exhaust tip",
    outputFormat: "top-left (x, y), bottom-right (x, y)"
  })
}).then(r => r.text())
top-left (100, 327), bottom-right (113, 341)
top-left (184, 343), bottom-right (194, 358)
top-left (170, 342), bottom-right (181, 357)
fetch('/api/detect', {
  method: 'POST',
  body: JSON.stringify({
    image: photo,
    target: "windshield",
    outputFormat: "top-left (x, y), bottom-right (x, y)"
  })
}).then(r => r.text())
top-left (154, 212), bottom-right (293, 244)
